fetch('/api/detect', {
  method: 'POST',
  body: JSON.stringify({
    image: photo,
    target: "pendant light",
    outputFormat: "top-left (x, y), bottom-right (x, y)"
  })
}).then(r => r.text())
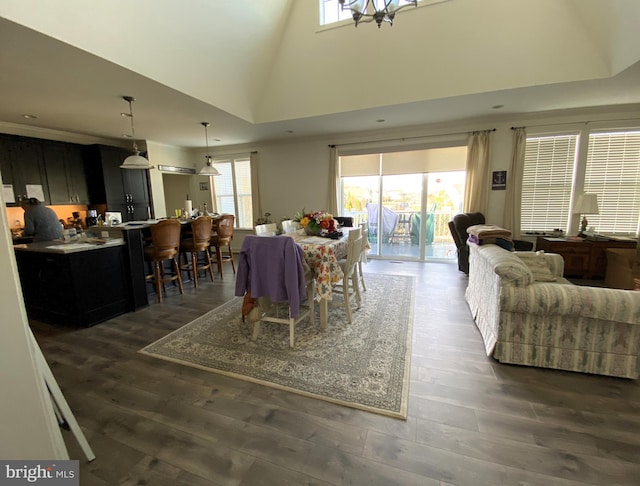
top-left (199, 122), bottom-right (220, 176)
top-left (120, 96), bottom-right (154, 170)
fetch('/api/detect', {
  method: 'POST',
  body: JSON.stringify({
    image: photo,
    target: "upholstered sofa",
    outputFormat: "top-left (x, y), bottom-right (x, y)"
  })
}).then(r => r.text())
top-left (465, 243), bottom-right (640, 378)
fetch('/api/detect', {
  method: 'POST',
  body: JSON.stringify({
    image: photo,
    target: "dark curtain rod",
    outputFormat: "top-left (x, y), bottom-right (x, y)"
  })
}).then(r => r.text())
top-left (511, 116), bottom-right (640, 130)
top-left (329, 128), bottom-right (496, 148)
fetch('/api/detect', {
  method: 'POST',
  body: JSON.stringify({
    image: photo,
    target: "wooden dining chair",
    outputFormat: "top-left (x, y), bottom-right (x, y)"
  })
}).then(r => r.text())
top-left (281, 220), bottom-right (299, 234)
top-left (235, 235), bottom-right (315, 347)
top-left (357, 222), bottom-right (369, 292)
top-left (335, 216), bottom-right (354, 227)
top-left (210, 214), bottom-right (236, 279)
top-left (179, 215), bottom-right (214, 288)
top-left (333, 227), bottom-right (363, 323)
top-left (255, 223), bottom-right (277, 236)
top-left (143, 219), bottom-right (184, 303)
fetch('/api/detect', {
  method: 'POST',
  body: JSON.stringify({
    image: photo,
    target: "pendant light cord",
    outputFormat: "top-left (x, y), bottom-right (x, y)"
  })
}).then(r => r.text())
top-left (124, 96), bottom-right (139, 153)
top-left (203, 122), bottom-right (211, 165)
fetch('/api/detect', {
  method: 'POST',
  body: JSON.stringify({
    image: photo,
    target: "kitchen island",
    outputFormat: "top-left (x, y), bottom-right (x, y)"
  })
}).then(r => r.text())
top-left (95, 217), bottom-right (221, 309)
top-left (94, 219), bottom-right (189, 310)
top-left (14, 238), bottom-right (133, 327)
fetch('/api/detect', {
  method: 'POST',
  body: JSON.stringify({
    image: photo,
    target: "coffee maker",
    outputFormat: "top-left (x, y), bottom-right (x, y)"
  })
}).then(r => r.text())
top-left (86, 209), bottom-right (98, 227)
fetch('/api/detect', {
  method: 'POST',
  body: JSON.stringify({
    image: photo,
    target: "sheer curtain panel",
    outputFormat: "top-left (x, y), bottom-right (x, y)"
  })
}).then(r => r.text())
top-left (250, 151), bottom-right (262, 224)
top-left (328, 145), bottom-right (339, 215)
top-left (463, 130), bottom-right (492, 214)
top-left (504, 128), bottom-right (526, 238)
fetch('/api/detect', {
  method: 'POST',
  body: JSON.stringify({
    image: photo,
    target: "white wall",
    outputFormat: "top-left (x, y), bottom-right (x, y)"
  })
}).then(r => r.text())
top-left (3, 103), bottom-right (639, 230)
top-left (213, 104), bottom-right (640, 230)
top-left (146, 141), bottom-right (214, 218)
top-left (4, 0), bottom-right (638, 127)
top-left (0, 172), bottom-right (68, 459)
top-left (163, 173), bottom-right (194, 217)
top-left (257, 0), bottom-right (616, 123)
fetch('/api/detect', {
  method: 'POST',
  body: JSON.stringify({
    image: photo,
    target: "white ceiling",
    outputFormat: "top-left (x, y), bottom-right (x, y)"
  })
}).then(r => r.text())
top-left (1, 0), bottom-right (640, 149)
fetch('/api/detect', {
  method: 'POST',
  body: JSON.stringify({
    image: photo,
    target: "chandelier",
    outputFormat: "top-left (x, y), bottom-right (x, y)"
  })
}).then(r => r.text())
top-left (339, 0), bottom-right (418, 28)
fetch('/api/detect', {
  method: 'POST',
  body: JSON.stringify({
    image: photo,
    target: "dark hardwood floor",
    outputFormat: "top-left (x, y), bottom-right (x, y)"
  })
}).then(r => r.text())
top-left (31, 259), bottom-right (640, 485)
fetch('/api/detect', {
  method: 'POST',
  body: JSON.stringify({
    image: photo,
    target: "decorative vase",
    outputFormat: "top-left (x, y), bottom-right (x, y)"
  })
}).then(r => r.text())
top-left (304, 226), bottom-right (321, 236)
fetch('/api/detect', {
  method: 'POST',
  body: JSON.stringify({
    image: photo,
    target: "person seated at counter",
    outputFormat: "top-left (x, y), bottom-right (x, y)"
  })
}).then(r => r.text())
top-left (21, 197), bottom-right (63, 242)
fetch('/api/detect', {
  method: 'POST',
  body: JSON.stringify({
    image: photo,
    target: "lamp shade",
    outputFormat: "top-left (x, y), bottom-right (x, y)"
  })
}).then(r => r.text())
top-left (574, 194), bottom-right (599, 214)
top-left (120, 153), bottom-right (154, 169)
top-left (199, 159), bottom-right (220, 176)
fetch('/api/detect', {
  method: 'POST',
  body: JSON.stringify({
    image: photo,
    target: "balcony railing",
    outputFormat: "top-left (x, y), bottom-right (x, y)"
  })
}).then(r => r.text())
top-left (344, 209), bottom-right (457, 243)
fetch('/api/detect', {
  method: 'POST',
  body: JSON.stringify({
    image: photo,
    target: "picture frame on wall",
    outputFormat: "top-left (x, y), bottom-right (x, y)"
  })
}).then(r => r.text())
top-left (492, 170), bottom-right (507, 190)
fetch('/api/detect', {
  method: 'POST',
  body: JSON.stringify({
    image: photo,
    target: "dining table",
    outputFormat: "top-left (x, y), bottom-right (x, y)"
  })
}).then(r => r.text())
top-left (288, 230), bottom-right (353, 329)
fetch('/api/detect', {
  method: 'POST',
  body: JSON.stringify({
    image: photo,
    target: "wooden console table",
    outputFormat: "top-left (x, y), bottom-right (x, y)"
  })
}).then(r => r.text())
top-left (536, 236), bottom-right (637, 279)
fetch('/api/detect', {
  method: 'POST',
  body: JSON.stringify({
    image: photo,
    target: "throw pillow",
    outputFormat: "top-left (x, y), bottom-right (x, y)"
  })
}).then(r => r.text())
top-left (516, 252), bottom-right (557, 282)
top-left (494, 259), bottom-right (534, 287)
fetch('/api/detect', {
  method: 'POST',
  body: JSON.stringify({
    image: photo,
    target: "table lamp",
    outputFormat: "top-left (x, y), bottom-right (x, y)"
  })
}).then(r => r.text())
top-left (574, 194), bottom-right (599, 237)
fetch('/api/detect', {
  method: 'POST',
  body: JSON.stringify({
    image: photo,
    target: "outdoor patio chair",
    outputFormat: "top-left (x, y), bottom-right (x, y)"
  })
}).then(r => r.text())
top-left (366, 203), bottom-right (399, 245)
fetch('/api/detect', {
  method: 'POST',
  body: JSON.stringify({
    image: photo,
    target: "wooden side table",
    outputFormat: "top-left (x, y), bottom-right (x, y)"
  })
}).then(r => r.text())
top-left (535, 236), bottom-right (637, 279)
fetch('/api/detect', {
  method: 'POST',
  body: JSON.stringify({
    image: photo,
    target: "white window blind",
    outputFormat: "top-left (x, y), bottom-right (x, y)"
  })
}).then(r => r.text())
top-left (234, 159), bottom-right (253, 229)
top-left (213, 162), bottom-right (234, 215)
top-left (521, 134), bottom-right (578, 232)
top-left (340, 146), bottom-right (466, 177)
top-left (584, 131), bottom-right (640, 234)
top-left (211, 157), bottom-right (253, 229)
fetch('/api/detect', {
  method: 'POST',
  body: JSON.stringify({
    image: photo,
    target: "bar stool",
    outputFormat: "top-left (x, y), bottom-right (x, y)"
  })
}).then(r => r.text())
top-left (179, 216), bottom-right (214, 288)
top-left (210, 214), bottom-right (236, 279)
top-left (144, 219), bottom-right (184, 303)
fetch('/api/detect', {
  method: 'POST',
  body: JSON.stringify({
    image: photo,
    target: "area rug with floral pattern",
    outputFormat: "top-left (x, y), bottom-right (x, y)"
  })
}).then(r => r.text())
top-left (140, 273), bottom-right (414, 419)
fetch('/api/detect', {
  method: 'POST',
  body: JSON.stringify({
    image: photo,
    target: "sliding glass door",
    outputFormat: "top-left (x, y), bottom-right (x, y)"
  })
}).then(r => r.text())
top-left (340, 146), bottom-right (467, 261)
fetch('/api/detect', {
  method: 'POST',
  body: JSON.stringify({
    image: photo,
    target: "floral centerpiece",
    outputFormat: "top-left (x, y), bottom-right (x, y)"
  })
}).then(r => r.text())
top-left (294, 209), bottom-right (338, 236)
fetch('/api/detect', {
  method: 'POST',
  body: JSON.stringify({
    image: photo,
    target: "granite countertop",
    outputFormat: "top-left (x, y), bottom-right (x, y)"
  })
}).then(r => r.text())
top-left (94, 219), bottom-right (193, 231)
top-left (13, 237), bottom-right (125, 254)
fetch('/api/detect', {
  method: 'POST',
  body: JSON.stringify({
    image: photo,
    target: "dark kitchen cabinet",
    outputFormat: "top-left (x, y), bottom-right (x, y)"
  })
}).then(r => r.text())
top-left (42, 142), bottom-right (89, 204)
top-left (14, 244), bottom-right (133, 326)
top-left (0, 140), bottom-right (12, 192)
top-left (85, 145), bottom-right (151, 221)
top-left (0, 134), bottom-right (50, 205)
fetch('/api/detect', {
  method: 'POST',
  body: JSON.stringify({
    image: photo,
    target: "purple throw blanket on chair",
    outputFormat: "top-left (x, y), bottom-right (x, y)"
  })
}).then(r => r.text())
top-left (235, 235), bottom-right (308, 317)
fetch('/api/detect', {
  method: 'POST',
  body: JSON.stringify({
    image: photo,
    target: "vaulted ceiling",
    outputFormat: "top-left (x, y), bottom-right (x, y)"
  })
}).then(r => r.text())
top-left (1, 0), bottom-right (639, 148)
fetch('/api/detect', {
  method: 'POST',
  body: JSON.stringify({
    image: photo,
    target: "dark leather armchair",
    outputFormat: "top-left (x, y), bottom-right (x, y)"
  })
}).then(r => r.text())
top-left (448, 212), bottom-right (534, 274)
top-left (448, 212), bottom-right (485, 274)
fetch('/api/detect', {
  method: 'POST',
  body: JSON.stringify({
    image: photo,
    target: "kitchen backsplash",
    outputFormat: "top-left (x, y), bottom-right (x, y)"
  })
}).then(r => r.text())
top-left (6, 204), bottom-right (89, 230)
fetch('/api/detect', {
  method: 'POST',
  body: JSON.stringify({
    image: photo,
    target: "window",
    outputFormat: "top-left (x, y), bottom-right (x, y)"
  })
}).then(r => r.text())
top-left (521, 129), bottom-right (640, 236)
top-left (521, 134), bottom-right (578, 232)
top-left (211, 156), bottom-right (253, 230)
top-left (320, 0), bottom-right (352, 26)
top-left (584, 131), bottom-right (640, 234)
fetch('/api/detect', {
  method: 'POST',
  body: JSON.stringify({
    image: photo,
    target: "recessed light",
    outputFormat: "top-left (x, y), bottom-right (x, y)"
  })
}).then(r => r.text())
top-left (492, 105), bottom-right (504, 110)
top-left (22, 114), bottom-right (39, 119)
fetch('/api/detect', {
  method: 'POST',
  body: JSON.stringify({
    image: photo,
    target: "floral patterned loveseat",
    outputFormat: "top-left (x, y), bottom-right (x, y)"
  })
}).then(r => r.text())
top-left (465, 243), bottom-right (640, 378)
